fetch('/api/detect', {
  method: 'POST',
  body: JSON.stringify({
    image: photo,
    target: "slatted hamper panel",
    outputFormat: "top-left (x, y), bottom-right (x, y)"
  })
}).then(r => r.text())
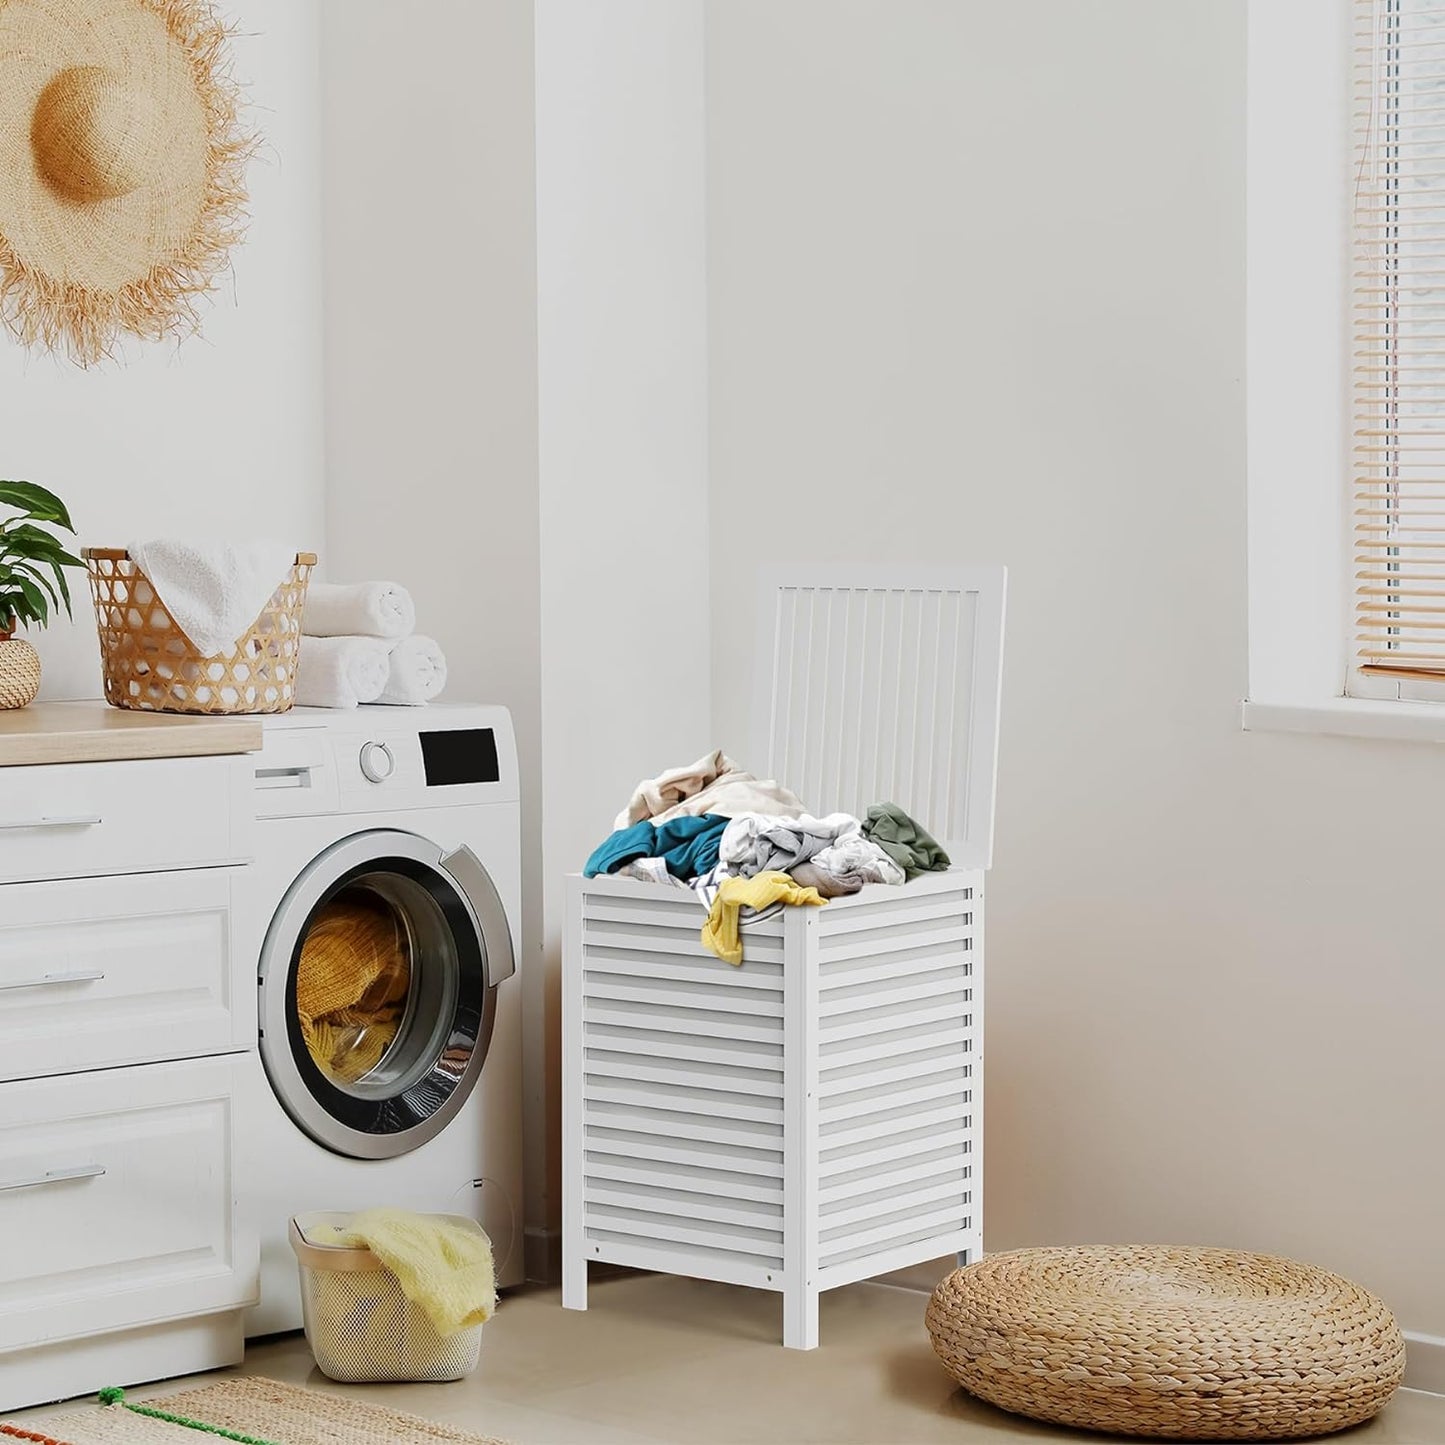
top-left (814, 876), bottom-right (980, 1295)
top-left (563, 871), bottom-right (982, 1349)
top-left (565, 879), bottom-right (790, 1293)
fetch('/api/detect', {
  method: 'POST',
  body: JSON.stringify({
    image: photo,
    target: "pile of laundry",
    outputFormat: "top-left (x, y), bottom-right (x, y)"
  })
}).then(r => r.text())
top-left (583, 749), bottom-right (950, 965)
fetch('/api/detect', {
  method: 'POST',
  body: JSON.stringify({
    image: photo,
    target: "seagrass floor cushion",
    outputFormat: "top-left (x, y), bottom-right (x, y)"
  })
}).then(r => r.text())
top-left (925, 1246), bottom-right (1406, 1440)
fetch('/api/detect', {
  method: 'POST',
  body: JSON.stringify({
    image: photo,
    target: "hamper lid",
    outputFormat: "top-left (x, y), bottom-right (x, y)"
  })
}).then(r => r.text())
top-left (750, 566), bottom-right (1006, 871)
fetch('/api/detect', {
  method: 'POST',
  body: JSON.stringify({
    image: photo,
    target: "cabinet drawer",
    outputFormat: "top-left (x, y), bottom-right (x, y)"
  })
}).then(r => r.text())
top-left (0, 755), bottom-right (247, 885)
top-left (0, 1056), bottom-right (255, 1352)
top-left (0, 870), bottom-right (251, 1082)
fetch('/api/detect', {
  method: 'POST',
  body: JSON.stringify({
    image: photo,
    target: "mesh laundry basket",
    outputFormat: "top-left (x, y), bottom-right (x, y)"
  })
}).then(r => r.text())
top-left (289, 1212), bottom-right (486, 1384)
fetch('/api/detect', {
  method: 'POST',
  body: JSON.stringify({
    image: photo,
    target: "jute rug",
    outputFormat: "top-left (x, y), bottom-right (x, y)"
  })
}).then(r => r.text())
top-left (1, 1378), bottom-right (510, 1445)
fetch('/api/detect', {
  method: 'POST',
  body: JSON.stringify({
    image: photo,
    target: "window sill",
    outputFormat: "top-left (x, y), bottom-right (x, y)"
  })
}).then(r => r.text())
top-left (1242, 696), bottom-right (1445, 744)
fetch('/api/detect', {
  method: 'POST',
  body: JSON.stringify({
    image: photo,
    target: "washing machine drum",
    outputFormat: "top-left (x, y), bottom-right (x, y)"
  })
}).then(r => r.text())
top-left (259, 829), bottom-right (514, 1160)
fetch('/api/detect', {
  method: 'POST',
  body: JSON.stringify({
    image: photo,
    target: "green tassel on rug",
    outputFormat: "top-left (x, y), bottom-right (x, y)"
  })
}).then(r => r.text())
top-left (96, 1389), bottom-right (281, 1445)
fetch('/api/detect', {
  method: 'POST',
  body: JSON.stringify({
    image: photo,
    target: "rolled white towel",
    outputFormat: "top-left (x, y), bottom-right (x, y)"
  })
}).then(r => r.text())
top-left (296, 635), bottom-right (391, 709)
top-left (303, 581), bottom-right (415, 639)
top-left (376, 634), bottom-right (448, 706)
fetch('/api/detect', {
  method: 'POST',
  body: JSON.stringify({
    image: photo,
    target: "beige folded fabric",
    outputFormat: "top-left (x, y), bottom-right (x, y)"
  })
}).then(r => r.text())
top-left (613, 748), bottom-right (806, 830)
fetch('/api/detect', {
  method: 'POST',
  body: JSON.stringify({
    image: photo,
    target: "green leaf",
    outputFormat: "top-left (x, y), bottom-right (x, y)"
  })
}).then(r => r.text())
top-left (3, 523), bottom-right (82, 564)
top-left (13, 576), bottom-right (47, 628)
top-left (1, 590), bottom-right (40, 628)
top-left (13, 560), bottom-right (59, 611)
top-left (0, 480), bottom-right (73, 531)
top-left (51, 557), bottom-right (72, 618)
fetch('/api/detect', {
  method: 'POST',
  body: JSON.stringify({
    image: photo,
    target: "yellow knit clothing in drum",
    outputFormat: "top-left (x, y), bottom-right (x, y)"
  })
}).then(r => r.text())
top-left (295, 891), bottom-right (411, 1085)
top-left (701, 870), bottom-right (825, 965)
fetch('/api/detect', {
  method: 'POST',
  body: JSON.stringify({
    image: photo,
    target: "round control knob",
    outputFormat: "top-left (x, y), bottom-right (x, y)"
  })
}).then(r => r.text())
top-left (359, 740), bottom-right (395, 784)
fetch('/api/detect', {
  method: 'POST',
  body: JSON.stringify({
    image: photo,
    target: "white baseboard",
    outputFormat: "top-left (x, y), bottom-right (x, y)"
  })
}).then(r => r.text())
top-left (1406, 1332), bottom-right (1445, 1396)
top-left (525, 1226), bottom-right (561, 1286)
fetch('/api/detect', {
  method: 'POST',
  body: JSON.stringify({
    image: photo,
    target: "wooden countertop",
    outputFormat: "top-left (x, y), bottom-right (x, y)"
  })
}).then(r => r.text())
top-left (0, 701), bottom-right (263, 767)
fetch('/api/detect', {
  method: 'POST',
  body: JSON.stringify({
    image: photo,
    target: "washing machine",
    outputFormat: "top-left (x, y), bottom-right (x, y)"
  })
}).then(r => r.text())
top-left (237, 704), bottom-right (524, 1336)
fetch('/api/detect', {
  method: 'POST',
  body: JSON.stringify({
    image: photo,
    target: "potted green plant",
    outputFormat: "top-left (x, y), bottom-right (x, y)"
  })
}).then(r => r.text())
top-left (0, 480), bottom-right (84, 708)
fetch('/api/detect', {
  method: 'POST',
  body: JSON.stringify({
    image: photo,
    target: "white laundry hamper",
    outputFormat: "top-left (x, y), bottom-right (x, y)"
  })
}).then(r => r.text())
top-left (562, 567), bottom-right (1006, 1349)
top-left (289, 1212), bottom-right (486, 1383)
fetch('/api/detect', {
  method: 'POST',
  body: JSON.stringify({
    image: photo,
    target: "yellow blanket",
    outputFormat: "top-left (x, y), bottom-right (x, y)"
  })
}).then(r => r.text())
top-left (701, 870), bottom-right (826, 965)
top-left (324, 1208), bottom-right (496, 1337)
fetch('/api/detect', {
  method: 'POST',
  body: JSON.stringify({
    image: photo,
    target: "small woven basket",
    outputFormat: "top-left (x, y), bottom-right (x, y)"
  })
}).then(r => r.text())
top-left (289, 1212), bottom-right (486, 1384)
top-left (84, 548), bottom-right (316, 715)
top-left (0, 635), bottom-right (41, 709)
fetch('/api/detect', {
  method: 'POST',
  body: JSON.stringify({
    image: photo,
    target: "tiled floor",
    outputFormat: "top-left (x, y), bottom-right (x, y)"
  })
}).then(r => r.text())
top-left (14, 1273), bottom-right (1445, 1444)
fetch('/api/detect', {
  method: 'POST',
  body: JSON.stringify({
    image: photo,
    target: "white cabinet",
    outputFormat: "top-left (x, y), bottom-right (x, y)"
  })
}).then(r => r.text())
top-left (0, 755), bottom-right (248, 885)
top-left (0, 1057), bottom-right (249, 1352)
top-left (0, 750), bottom-right (258, 1411)
top-left (0, 869), bottom-right (250, 1081)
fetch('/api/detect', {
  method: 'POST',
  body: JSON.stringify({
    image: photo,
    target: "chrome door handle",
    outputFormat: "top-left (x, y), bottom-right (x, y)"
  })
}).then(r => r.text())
top-left (0, 1163), bottom-right (105, 1193)
top-left (0, 815), bottom-right (103, 832)
top-left (0, 970), bottom-right (105, 993)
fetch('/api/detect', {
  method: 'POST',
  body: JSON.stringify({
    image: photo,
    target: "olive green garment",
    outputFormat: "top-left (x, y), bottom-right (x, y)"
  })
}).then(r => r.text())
top-left (862, 802), bottom-right (951, 879)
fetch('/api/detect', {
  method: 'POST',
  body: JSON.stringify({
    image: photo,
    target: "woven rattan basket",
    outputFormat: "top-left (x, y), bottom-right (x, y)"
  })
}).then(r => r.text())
top-left (85, 548), bottom-right (316, 715)
top-left (925, 1246), bottom-right (1406, 1441)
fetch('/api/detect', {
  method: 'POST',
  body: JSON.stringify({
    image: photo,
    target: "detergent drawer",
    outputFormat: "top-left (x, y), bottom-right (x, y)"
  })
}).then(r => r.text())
top-left (0, 868), bottom-right (250, 1082)
top-left (0, 1055), bottom-right (256, 1354)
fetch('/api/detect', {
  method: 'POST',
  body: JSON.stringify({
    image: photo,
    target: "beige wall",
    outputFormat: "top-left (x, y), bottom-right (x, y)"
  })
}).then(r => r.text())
top-left (706, 0), bottom-right (1445, 1347)
top-left (535, 0), bottom-right (712, 1256)
top-left (320, 0), bottom-right (545, 1243)
top-left (14, 0), bottom-right (325, 700)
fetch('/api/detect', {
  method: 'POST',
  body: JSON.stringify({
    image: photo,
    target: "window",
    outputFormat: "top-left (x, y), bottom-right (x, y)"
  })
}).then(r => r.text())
top-left (1244, 0), bottom-right (1445, 735)
top-left (1353, 0), bottom-right (1445, 691)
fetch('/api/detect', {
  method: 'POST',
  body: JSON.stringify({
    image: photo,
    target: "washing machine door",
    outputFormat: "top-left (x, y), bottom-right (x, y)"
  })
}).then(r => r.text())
top-left (258, 829), bottom-right (515, 1160)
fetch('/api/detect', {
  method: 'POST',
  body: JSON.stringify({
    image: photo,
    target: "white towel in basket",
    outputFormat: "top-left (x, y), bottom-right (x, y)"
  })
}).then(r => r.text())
top-left (304, 580), bottom-right (416, 639)
top-left (128, 538), bottom-right (297, 658)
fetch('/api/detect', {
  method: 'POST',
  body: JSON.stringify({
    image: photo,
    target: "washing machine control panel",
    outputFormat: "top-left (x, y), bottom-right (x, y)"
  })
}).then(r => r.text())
top-left (252, 706), bottom-right (520, 818)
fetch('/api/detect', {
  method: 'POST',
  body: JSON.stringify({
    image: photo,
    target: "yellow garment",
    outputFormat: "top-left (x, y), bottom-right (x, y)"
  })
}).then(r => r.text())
top-left (323, 1208), bottom-right (496, 1337)
top-left (296, 890), bottom-right (411, 1085)
top-left (701, 870), bottom-right (825, 965)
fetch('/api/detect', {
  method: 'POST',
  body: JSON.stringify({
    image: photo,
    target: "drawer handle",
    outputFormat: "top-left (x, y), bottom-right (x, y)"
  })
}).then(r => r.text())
top-left (0, 1163), bottom-right (106, 1193)
top-left (0, 969), bottom-right (106, 993)
top-left (0, 814), bottom-right (103, 832)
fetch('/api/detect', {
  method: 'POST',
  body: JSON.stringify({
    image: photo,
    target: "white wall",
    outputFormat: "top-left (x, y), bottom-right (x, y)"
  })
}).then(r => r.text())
top-left (706, 0), bottom-right (1445, 1352)
top-left (534, 0), bottom-right (712, 1254)
top-left (321, 0), bottom-right (546, 1255)
top-left (2, 1), bottom-right (325, 699)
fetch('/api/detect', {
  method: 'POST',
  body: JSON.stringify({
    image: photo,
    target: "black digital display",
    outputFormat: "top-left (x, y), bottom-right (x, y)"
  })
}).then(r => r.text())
top-left (421, 728), bottom-right (500, 786)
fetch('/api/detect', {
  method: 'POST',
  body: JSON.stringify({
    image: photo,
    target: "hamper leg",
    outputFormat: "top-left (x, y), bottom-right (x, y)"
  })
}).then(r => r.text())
top-left (562, 1241), bottom-right (587, 1312)
top-left (783, 1286), bottom-right (819, 1350)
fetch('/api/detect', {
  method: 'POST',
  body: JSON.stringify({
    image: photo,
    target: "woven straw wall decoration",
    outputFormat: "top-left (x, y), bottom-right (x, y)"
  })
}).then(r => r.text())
top-left (0, 0), bottom-right (254, 365)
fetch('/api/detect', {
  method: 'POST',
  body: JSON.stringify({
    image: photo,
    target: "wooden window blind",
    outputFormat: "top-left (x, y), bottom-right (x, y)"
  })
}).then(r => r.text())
top-left (1355, 0), bottom-right (1445, 677)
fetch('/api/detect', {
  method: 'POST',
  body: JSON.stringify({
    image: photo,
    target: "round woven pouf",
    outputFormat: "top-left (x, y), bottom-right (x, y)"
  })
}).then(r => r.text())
top-left (925, 1247), bottom-right (1406, 1440)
